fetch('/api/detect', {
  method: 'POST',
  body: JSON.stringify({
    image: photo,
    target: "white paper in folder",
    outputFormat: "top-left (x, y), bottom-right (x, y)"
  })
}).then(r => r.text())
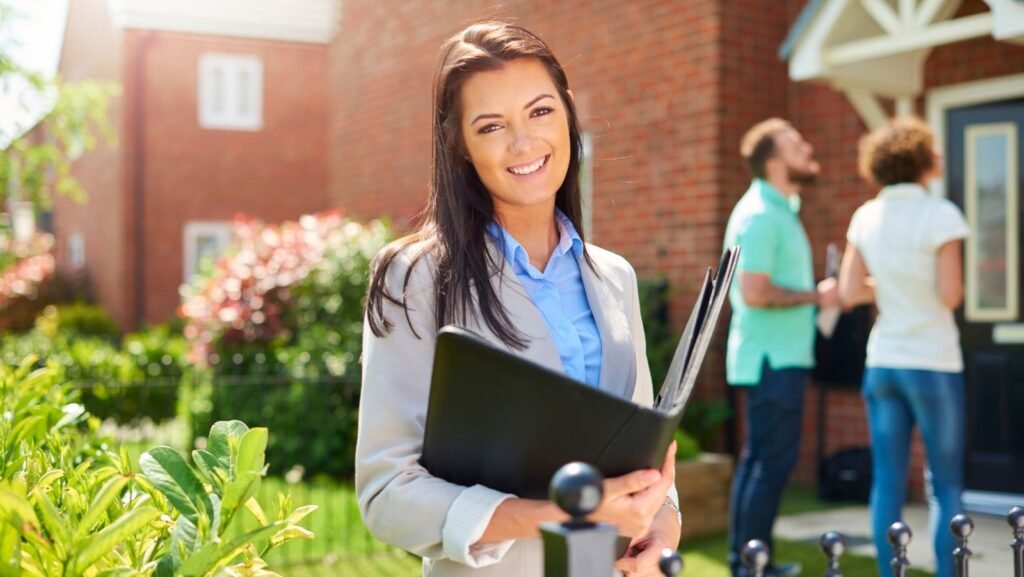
top-left (816, 242), bottom-right (841, 338)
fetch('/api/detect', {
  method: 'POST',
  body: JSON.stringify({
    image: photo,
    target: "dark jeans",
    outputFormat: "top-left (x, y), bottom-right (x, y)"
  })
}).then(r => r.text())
top-left (728, 360), bottom-right (807, 576)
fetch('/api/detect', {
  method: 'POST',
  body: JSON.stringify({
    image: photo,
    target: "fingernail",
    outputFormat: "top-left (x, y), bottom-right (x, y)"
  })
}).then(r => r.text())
top-left (645, 470), bottom-right (660, 481)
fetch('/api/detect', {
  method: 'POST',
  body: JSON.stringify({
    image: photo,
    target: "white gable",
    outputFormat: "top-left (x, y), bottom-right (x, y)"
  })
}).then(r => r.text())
top-left (107, 0), bottom-right (340, 44)
top-left (784, 0), bottom-right (1024, 126)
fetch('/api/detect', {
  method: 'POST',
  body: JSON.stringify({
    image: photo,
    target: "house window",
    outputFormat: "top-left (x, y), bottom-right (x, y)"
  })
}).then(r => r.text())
top-left (183, 221), bottom-right (232, 283)
top-left (67, 233), bottom-right (85, 269)
top-left (198, 54), bottom-right (263, 131)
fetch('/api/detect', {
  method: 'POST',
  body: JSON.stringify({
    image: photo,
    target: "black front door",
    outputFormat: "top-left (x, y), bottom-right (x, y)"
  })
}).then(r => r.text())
top-left (947, 98), bottom-right (1024, 495)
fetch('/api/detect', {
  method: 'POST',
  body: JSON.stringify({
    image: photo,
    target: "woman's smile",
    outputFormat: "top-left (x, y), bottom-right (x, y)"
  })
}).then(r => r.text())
top-left (506, 154), bottom-right (550, 177)
top-left (459, 57), bottom-right (571, 220)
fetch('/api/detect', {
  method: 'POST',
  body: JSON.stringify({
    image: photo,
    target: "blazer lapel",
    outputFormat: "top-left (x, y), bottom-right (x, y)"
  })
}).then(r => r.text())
top-left (579, 251), bottom-right (636, 399)
top-left (482, 238), bottom-right (562, 372)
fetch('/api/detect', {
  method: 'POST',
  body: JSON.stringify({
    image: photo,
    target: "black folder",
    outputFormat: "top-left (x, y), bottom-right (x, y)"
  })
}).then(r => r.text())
top-left (420, 246), bottom-right (740, 499)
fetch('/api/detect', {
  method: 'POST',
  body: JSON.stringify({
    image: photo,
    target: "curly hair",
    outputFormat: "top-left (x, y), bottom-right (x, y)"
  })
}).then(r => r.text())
top-left (858, 117), bottom-right (936, 186)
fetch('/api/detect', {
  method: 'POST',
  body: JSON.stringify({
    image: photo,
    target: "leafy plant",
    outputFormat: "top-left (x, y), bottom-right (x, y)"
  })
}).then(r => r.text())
top-left (180, 212), bottom-right (391, 479)
top-left (638, 277), bottom-right (733, 455)
top-left (35, 302), bottom-right (121, 342)
top-left (1, 322), bottom-right (188, 424)
top-left (0, 1), bottom-right (119, 211)
top-left (0, 359), bottom-right (316, 576)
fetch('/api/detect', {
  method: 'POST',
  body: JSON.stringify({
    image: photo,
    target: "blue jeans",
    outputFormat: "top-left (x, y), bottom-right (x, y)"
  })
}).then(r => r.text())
top-left (728, 361), bottom-right (807, 576)
top-left (863, 367), bottom-right (965, 577)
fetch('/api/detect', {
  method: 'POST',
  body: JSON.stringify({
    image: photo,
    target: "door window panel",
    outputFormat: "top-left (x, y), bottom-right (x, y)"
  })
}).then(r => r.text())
top-left (965, 122), bottom-right (1019, 321)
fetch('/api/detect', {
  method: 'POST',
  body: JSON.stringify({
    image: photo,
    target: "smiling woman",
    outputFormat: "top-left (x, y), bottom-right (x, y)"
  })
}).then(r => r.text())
top-left (460, 60), bottom-right (571, 256)
top-left (356, 21), bottom-right (682, 577)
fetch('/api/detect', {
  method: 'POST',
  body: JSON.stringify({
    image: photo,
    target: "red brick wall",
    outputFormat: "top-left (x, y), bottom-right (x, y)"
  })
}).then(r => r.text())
top-left (123, 30), bottom-right (331, 325)
top-left (51, 0), bottom-right (129, 327)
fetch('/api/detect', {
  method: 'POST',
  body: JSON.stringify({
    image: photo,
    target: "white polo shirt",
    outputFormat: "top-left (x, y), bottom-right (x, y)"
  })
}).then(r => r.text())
top-left (846, 183), bottom-right (969, 372)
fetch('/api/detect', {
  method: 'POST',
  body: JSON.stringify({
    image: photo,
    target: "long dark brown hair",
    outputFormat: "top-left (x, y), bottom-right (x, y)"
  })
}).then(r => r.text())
top-left (364, 21), bottom-right (590, 349)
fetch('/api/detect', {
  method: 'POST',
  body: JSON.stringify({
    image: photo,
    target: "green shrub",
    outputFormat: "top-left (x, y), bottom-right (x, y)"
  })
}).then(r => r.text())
top-left (673, 429), bottom-right (702, 461)
top-left (639, 277), bottom-right (733, 455)
top-left (180, 213), bottom-right (392, 479)
top-left (638, 276), bottom-right (674, 393)
top-left (0, 269), bottom-right (92, 334)
top-left (0, 322), bottom-right (189, 425)
top-left (0, 359), bottom-right (316, 577)
top-left (35, 302), bottom-right (121, 341)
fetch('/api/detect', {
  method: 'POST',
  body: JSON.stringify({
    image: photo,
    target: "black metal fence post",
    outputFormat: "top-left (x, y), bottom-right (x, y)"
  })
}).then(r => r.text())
top-left (887, 522), bottom-right (912, 577)
top-left (950, 513), bottom-right (974, 577)
top-left (820, 531), bottom-right (846, 577)
top-left (1008, 506), bottom-right (1023, 577)
top-left (539, 463), bottom-right (618, 577)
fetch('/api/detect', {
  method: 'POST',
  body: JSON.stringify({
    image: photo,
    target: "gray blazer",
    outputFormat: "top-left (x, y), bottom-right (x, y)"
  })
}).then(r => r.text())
top-left (356, 239), bottom-right (658, 577)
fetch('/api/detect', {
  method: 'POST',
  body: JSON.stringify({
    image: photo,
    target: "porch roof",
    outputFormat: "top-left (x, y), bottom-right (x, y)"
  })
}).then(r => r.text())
top-left (778, 0), bottom-right (1024, 127)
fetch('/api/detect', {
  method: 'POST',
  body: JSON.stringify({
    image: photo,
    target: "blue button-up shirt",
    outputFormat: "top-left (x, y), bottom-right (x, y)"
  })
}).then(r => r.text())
top-left (487, 211), bottom-right (603, 386)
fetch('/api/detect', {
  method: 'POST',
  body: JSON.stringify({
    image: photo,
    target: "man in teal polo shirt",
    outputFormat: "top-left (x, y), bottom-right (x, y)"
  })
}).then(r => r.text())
top-left (724, 118), bottom-right (838, 577)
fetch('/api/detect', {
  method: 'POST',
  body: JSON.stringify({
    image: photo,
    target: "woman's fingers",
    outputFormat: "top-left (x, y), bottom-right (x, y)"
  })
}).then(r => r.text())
top-left (604, 468), bottom-right (660, 498)
top-left (662, 441), bottom-right (677, 475)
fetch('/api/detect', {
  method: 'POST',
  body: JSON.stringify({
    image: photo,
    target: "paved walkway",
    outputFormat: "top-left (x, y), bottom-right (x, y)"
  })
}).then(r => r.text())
top-left (776, 503), bottom-right (1018, 576)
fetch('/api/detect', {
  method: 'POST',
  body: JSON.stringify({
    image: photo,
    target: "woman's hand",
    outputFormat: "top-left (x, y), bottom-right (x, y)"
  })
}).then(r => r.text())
top-left (614, 506), bottom-right (682, 577)
top-left (590, 441), bottom-right (677, 537)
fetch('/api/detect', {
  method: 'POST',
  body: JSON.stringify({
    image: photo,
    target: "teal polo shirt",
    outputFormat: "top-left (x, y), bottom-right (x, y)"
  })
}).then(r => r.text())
top-left (723, 179), bottom-right (816, 385)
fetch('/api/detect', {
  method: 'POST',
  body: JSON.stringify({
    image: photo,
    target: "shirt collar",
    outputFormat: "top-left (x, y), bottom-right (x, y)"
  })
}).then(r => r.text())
top-left (486, 209), bottom-right (583, 273)
top-left (751, 179), bottom-right (795, 212)
top-left (878, 182), bottom-right (928, 199)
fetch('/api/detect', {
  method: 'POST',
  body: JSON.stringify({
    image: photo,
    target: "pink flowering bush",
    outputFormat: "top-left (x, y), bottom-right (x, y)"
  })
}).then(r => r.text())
top-left (179, 210), bottom-right (390, 365)
top-left (0, 232), bottom-right (88, 333)
top-left (0, 252), bottom-right (55, 306)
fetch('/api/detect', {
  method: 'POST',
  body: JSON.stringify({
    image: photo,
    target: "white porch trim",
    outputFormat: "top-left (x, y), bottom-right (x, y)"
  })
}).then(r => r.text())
top-left (785, 0), bottom-right (1024, 128)
top-left (826, 12), bottom-right (993, 67)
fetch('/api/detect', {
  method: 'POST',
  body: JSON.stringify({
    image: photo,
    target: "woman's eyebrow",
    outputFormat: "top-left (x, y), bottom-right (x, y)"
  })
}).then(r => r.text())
top-left (469, 94), bottom-right (556, 126)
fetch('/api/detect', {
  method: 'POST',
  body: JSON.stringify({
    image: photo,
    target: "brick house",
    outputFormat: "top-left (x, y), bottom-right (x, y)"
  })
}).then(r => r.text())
top-left (52, 0), bottom-right (1023, 507)
top-left (327, 0), bottom-right (1024, 508)
top-left (51, 0), bottom-right (337, 329)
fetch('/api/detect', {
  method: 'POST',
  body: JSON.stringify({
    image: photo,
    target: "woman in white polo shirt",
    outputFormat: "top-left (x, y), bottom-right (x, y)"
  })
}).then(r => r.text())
top-left (838, 117), bottom-right (968, 577)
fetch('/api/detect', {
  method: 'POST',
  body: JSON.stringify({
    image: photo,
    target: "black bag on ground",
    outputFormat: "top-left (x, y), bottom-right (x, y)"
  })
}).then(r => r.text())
top-left (818, 447), bottom-right (872, 502)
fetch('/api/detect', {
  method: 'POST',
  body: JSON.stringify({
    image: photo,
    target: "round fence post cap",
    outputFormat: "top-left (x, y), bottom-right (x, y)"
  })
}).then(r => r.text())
top-left (820, 531), bottom-right (846, 557)
top-left (1008, 506), bottom-right (1024, 530)
top-left (658, 549), bottom-right (683, 577)
top-left (887, 522), bottom-right (913, 547)
top-left (741, 540), bottom-right (770, 571)
top-left (549, 462), bottom-right (604, 519)
top-left (950, 514), bottom-right (974, 538)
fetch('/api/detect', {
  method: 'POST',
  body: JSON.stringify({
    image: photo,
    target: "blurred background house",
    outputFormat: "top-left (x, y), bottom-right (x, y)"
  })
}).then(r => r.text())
top-left (23, 0), bottom-right (1024, 515)
top-left (49, 0), bottom-right (336, 329)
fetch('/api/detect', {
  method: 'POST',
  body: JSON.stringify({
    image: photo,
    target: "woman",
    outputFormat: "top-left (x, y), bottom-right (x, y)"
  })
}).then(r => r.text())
top-left (356, 22), bottom-right (681, 577)
top-left (838, 117), bottom-right (968, 577)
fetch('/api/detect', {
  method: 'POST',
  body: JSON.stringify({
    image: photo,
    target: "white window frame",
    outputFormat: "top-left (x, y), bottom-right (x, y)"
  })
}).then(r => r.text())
top-left (183, 221), bottom-right (232, 283)
top-left (67, 233), bottom-right (85, 270)
top-left (198, 53), bottom-right (263, 131)
top-left (964, 122), bottom-right (1019, 322)
top-left (580, 132), bottom-right (594, 238)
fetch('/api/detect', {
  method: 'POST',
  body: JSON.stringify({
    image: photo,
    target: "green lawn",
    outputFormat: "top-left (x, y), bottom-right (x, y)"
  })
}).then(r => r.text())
top-left (114, 431), bottom-right (927, 577)
top-left (262, 483), bottom-right (933, 577)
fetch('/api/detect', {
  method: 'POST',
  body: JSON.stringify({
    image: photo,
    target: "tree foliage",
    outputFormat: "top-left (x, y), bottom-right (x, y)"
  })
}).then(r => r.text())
top-left (0, 1), bottom-right (118, 210)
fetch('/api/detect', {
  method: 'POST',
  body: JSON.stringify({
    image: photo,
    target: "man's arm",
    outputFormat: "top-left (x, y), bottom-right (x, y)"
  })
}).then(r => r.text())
top-left (740, 272), bottom-right (837, 309)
